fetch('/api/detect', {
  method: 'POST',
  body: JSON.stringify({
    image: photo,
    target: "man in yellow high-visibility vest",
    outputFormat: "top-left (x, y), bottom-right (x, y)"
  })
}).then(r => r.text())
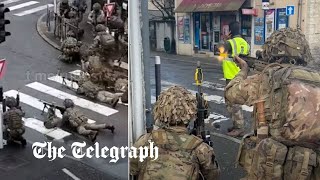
top-left (222, 21), bottom-right (250, 137)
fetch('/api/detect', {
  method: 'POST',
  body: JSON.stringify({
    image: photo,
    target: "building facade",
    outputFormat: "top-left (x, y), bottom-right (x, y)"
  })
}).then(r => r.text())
top-left (174, 0), bottom-right (320, 60)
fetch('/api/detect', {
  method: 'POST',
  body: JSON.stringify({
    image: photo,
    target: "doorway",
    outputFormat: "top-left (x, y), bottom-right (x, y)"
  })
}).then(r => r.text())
top-left (200, 13), bottom-right (210, 50)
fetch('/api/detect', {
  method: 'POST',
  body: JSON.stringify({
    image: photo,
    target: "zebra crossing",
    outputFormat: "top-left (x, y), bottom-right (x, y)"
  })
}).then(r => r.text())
top-left (3, 69), bottom-right (123, 141)
top-left (1, 0), bottom-right (53, 17)
top-left (151, 79), bottom-right (254, 125)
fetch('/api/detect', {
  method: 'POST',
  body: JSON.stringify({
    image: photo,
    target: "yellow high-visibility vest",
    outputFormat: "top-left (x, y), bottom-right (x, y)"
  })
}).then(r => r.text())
top-left (222, 37), bottom-right (250, 80)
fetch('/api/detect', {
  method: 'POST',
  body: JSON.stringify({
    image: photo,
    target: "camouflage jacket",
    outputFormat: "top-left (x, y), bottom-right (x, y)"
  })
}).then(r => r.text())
top-left (61, 37), bottom-right (80, 50)
top-left (92, 32), bottom-right (114, 49)
top-left (88, 10), bottom-right (105, 24)
top-left (130, 126), bottom-right (220, 180)
top-left (3, 108), bottom-right (25, 130)
top-left (62, 108), bottom-right (88, 127)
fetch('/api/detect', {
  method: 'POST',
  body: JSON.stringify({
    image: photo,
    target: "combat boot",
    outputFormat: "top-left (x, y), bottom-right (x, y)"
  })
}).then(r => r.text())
top-left (88, 131), bottom-right (98, 142)
top-left (111, 97), bottom-right (119, 108)
top-left (105, 124), bottom-right (115, 133)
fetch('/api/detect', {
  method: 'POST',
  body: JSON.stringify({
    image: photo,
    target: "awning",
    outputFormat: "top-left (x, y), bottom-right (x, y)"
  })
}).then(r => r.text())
top-left (175, 0), bottom-right (246, 13)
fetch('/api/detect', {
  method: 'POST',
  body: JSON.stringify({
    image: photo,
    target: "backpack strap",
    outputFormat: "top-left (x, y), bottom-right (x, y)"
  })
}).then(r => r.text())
top-left (265, 144), bottom-right (278, 180)
top-left (299, 151), bottom-right (310, 180)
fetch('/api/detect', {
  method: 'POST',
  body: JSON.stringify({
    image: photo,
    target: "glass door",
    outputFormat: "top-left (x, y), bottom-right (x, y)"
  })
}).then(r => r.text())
top-left (200, 13), bottom-right (210, 50)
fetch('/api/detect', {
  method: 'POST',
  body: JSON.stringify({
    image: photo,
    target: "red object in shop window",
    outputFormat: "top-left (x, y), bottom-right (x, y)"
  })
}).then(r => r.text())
top-left (242, 9), bottom-right (258, 16)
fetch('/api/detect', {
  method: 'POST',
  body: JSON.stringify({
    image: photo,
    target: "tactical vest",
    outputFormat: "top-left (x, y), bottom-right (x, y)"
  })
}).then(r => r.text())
top-left (223, 37), bottom-right (250, 80)
top-left (252, 65), bottom-right (320, 149)
top-left (67, 108), bottom-right (87, 126)
top-left (7, 110), bottom-right (23, 129)
top-left (139, 129), bottom-right (203, 180)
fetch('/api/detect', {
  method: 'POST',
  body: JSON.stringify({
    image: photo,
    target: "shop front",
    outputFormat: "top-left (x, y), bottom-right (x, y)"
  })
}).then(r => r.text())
top-left (175, 0), bottom-right (253, 56)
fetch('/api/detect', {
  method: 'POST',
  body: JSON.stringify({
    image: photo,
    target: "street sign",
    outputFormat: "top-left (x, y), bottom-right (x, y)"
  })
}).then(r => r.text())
top-left (0, 59), bottom-right (6, 79)
top-left (286, 5), bottom-right (294, 15)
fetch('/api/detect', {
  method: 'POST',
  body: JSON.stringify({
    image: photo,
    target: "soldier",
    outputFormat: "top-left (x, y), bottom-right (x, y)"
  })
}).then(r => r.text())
top-left (58, 0), bottom-right (71, 18)
top-left (71, 0), bottom-right (87, 22)
top-left (225, 28), bottom-right (320, 179)
top-left (76, 80), bottom-right (119, 108)
top-left (43, 106), bottom-right (63, 129)
top-left (91, 24), bottom-right (114, 50)
top-left (3, 97), bottom-right (26, 146)
top-left (87, 3), bottom-right (105, 35)
top-left (130, 86), bottom-right (220, 180)
top-left (62, 99), bottom-right (115, 142)
top-left (60, 30), bottom-right (82, 63)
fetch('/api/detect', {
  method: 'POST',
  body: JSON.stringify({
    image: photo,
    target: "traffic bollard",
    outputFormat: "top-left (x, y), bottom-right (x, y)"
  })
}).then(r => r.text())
top-left (155, 56), bottom-right (161, 100)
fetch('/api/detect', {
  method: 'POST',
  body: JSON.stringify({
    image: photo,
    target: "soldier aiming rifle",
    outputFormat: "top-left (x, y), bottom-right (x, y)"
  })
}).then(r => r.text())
top-left (39, 99), bottom-right (66, 115)
top-left (192, 61), bottom-right (213, 147)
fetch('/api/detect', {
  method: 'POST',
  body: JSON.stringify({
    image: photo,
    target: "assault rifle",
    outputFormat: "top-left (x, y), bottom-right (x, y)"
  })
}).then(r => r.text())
top-left (39, 99), bottom-right (66, 115)
top-left (192, 61), bottom-right (213, 147)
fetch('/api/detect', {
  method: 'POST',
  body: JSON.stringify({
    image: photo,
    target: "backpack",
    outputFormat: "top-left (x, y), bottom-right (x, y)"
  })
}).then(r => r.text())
top-left (140, 129), bottom-right (203, 180)
top-left (238, 138), bottom-right (319, 180)
top-left (255, 65), bottom-right (320, 149)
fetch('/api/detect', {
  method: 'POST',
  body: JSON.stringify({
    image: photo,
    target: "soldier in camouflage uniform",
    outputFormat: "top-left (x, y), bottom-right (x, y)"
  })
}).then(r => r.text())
top-left (3, 97), bottom-right (26, 146)
top-left (89, 24), bottom-right (115, 56)
top-left (87, 3), bottom-right (105, 35)
top-left (44, 106), bottom-right (63, 129)
top-left (58, 0), bottom-right (70, 18)
top-left (130, 86), bottom-right (220, 180)
top-left (225, 28), bottom-right (320, 179)
top-left (60, 30), bottom-right (82, 63)
top-left (62, 99), bottom-right (115, 142)
top-left (76, 80), bottom-right (119, 108)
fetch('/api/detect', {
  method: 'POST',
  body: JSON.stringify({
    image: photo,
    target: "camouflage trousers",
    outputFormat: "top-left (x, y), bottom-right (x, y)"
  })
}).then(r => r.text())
top-left (77, 123), bottom-right (109, 135)
top-left (226, 79), bottom-right (244, 129)
top-left (5, 127), bottom-right (25, 140)
top-left (44, 116), bottom-right (62, 129)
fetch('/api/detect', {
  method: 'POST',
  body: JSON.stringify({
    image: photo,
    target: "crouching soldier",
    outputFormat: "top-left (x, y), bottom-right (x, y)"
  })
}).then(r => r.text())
top-left (60, 31), bottom-right (82, 63)
top-left (3, 97), bottom-right (26, 146)
top-left (62, 99), bottom-right (115, 142)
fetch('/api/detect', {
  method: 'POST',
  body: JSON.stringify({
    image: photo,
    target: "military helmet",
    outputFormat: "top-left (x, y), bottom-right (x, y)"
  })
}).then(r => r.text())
top-left (153, 86), bottom-right (197, 126)
top-left (63, 99), bottom-right (74, 108)
top-left (62, 0), bottom-right (68, 4)
top-left (93, 3), bottom-right (101, 10)
top-left (261, 28), bottom-right (313, 66)
top-left (6, 96), bottom-right (17, 108)
top-left (95, 24), bottom-right (106, 32)
top-left (67, 30), bottom-right (76, 37)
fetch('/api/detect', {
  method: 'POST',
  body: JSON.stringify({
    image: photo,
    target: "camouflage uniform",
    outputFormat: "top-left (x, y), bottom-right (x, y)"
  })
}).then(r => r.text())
top-left (60, 31), bottom-right (82, 63)
top-left (225, 28), bottom-right (320, 179)
top-left (3, 97), bottom-right (26, 144)
top-left (130, 86), bottom-right (220, 180)
top-left (90, 24), bottom-right (115, 54)
top-left (62, 99), bottom-right (115, 141)
top-left (76, 80), bottom-right (119, 108)
top-left (58, 0), bottom-right (70, 17)
top-left (44, 107), bottom-right (63, 129)
top-left (87, 3), bottom-right (105, 34)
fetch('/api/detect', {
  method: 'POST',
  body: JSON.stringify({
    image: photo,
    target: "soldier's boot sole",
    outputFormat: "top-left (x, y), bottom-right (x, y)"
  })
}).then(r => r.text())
top-left (105, 125), bottom-right (115, 133)
top-left (89, 131), bottom-right (98, 142)
top-left (21, 138), bottom-right (27, 147)
top-left (111, 98), bottom-right (119, 108)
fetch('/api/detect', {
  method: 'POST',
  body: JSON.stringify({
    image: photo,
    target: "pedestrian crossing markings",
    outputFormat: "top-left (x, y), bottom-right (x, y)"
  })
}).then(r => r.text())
top-left (1, 0), bottom-right (54, 17)
top-left (3, 69), bottom-right (120, 140)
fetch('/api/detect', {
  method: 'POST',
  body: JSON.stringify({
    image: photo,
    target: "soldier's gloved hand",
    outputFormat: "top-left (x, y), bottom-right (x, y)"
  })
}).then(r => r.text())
top-left (234, 56), bottom-right (248, 69)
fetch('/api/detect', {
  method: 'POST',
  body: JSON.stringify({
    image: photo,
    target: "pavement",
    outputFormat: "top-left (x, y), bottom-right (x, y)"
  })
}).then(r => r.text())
top-left (150, 51), bottom-right (249, 179)
top-left (0, 1), bottom-right (128, 179)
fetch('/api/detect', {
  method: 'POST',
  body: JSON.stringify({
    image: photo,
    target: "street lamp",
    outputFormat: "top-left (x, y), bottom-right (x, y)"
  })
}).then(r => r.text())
top-left (0, 3), bottom-right (10, 44)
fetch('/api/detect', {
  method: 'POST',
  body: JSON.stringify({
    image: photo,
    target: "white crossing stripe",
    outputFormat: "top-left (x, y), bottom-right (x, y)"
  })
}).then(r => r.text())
top-left (219, 78), bottom-right (226, 81)
top-left (4, 90), bottom-right (96, 124)
top-left (23, 117), bottom-right (71, 139)
top-left (8, 1), bottom-right (39, 11)
top-left (193, 81), bottom-right (225, 91)
top-left (2, 0), bottom-right (22, 5)
top-left (153, 80), bottom-right (253, 112)
top-left (69, 69), bottom-right (82, 76)
top-left (205, 113), bottom-right (229, 125)
top-left (14, 4), bottom-right (54, 16)
top-left (26, 82), bottom-right (118, 116)
top-left (48, 75), bottom-right (79, 89)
